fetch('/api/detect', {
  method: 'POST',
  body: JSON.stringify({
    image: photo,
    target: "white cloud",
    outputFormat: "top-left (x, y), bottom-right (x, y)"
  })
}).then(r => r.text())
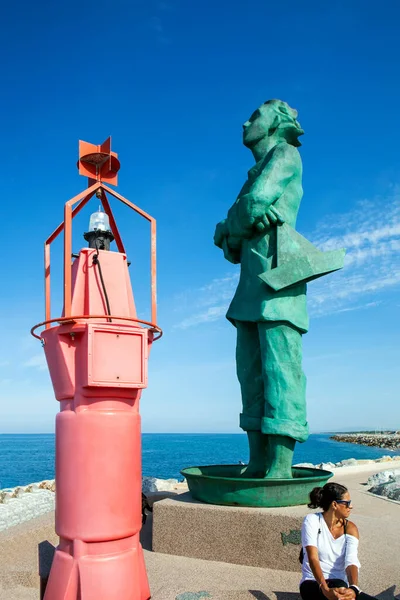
top-left (174, 187), bottom-right (400, 327)
top-left (175, 273), bottom-right (239, 329)
top-left (148, 14), bottom-right (170, 44)
top-left (177, 304), bottom-right (229, 329)
top-left (308, 188), bottom-right (400, 315)
top-left (149, 16), bottom-right (163, 33)
top-left (23, 353), bottom-right (47, 371)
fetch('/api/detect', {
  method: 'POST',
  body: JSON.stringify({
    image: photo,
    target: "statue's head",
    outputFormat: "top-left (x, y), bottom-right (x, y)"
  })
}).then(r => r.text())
top-left (243, 99), bottom-right (304, 149)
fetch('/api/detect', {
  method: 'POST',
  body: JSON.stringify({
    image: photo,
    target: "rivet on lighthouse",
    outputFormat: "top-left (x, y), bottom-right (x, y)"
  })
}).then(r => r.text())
top-left (31, 137), bottom-right (162, 600)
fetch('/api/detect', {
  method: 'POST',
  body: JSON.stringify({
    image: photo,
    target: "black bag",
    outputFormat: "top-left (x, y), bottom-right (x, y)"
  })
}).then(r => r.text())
top-left (299, 515), bottom-right (347, 564)
top-left (142, 492), bottom-right (153, 525)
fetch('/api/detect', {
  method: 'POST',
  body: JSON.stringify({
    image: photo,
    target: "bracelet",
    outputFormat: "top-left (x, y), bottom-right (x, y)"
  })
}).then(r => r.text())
top-left (349, 585), bottom-right (361, 597)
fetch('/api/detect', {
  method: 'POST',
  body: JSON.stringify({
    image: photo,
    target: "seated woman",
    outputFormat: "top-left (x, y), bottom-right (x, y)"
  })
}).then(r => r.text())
top-left (300, 482), bottom-right (375, 600)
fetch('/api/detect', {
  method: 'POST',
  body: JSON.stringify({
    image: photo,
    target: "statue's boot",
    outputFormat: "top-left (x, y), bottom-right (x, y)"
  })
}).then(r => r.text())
top-left (265, 435), bottom-right (296, 479)
top-left (240, 431), bottom-right (268, 478)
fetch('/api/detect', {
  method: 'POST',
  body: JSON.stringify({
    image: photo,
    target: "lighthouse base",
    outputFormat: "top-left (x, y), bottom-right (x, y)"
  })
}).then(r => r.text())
top-left (43, 534), bottom-right (150, 600)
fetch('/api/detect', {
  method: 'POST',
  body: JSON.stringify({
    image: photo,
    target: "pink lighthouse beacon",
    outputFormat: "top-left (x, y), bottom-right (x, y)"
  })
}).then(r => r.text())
top-left (31, 138), bottom-right (162, 600)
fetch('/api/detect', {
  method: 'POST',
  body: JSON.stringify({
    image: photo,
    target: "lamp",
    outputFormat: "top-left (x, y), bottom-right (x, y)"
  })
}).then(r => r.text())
top-left (84, 206), bottom-right (114, 251)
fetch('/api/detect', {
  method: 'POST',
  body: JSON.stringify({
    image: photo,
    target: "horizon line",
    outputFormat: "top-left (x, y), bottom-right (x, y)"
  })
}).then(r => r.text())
top-left (0, 429), bottom-right (395, 435)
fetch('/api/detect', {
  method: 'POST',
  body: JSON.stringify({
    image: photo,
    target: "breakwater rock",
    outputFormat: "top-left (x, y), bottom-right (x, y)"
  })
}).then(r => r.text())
top-left (367, 469), bottom-right (400, 502)
top-left (0, 477), bottom-right (188, 533)
top-left (0, 481), bottom-right (56, 532)
top-left (142, 477), bottom-right (180, 493)
top-left (330, 433), bottom-right (400, 450)
top-left (294, 455), bottom-right (400, 470)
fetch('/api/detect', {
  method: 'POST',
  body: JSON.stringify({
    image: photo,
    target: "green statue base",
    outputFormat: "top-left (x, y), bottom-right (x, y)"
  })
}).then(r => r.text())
top-left (181, 465), bottom-right (333, 508)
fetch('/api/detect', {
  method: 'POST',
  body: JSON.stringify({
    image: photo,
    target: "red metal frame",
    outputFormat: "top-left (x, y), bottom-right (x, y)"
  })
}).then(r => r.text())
top-left (102, 184), bottom-right (157, 328)
top-left (36, 138), bottom-right (160, 340)
top-left (31, 315), bottom-right (162, 341)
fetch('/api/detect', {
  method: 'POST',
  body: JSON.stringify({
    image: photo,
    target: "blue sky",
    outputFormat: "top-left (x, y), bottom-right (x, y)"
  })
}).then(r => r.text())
top-left (0, 0), bottom-right (399, 433)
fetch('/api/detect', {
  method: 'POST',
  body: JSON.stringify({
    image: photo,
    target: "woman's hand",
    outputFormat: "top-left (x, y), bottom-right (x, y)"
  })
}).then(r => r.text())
top-left (321, 587), bottom-right (350, 600)
top-left (321, 586), bottom-right (338, 600)
top-left (339, 589), bottom-right (357, 600)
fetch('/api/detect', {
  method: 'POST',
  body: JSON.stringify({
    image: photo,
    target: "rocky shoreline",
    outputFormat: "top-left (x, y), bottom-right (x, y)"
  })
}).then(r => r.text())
top-left (330, 432), bottom-right (400, 449)
top-left (0, 477), bottom-right (185, 532)
top-left (0, 481), bottom-right (55, 532)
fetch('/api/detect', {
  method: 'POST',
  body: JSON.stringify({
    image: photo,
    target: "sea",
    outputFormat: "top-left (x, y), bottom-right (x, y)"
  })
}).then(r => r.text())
top-left (0, 433), bottom-right (398, 490)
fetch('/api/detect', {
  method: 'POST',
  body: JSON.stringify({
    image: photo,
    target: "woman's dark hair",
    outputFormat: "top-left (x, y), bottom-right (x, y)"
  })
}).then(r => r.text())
top-left (308, 482), bottom-right (348, 511)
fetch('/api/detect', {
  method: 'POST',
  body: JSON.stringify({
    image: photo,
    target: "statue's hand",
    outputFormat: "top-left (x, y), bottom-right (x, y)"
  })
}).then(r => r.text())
top-left (227, 235), bottom-right (242, 250)
top-left (255, 205), bottom-right (285, 232)
top-left (238, 193), bottom-right (284, 233)
top-left (214, 220), bottom-right (228, 247)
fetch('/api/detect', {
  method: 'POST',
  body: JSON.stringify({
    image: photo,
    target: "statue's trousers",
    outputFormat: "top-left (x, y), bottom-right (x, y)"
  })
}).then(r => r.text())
top-left (235, 320), bottom-right (309, 443)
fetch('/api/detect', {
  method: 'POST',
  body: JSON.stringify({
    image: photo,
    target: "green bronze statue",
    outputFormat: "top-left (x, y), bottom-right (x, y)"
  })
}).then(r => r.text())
top-left (214, 99), bottom-right (345, 479)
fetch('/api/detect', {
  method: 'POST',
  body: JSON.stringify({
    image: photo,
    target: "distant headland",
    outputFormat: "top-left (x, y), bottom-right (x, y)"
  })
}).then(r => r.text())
top-left (331, 432), bottom-right (400, 450)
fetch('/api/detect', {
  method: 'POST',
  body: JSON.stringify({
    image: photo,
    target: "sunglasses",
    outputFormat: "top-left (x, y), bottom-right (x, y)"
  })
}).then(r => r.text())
top-left (337, 500), bottom-right (352, 508)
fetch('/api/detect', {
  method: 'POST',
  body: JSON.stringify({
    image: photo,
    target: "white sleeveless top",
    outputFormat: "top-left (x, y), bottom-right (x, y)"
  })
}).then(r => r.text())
top-left (300, 513), bottom-right (361, 584)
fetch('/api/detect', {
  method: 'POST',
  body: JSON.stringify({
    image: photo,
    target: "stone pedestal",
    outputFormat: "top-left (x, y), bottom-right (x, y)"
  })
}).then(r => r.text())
top-left (152, 492), bottom-right (309, 571)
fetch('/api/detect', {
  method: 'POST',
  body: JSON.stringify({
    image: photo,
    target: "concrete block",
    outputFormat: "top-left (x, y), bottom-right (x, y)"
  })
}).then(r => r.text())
top-left (152, 493), bottom-right (308, 571)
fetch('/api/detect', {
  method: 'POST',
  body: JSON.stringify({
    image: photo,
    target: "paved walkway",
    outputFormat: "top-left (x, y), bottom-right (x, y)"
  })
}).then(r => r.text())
top-left (0, 463), bottom-right (399, 600)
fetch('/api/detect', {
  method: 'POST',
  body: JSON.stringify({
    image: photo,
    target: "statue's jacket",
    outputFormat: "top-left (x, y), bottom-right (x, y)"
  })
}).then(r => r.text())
top-left (220, 141), bottom-right (345, 334)
top-left (223, 142), bottom-right (309, 333)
